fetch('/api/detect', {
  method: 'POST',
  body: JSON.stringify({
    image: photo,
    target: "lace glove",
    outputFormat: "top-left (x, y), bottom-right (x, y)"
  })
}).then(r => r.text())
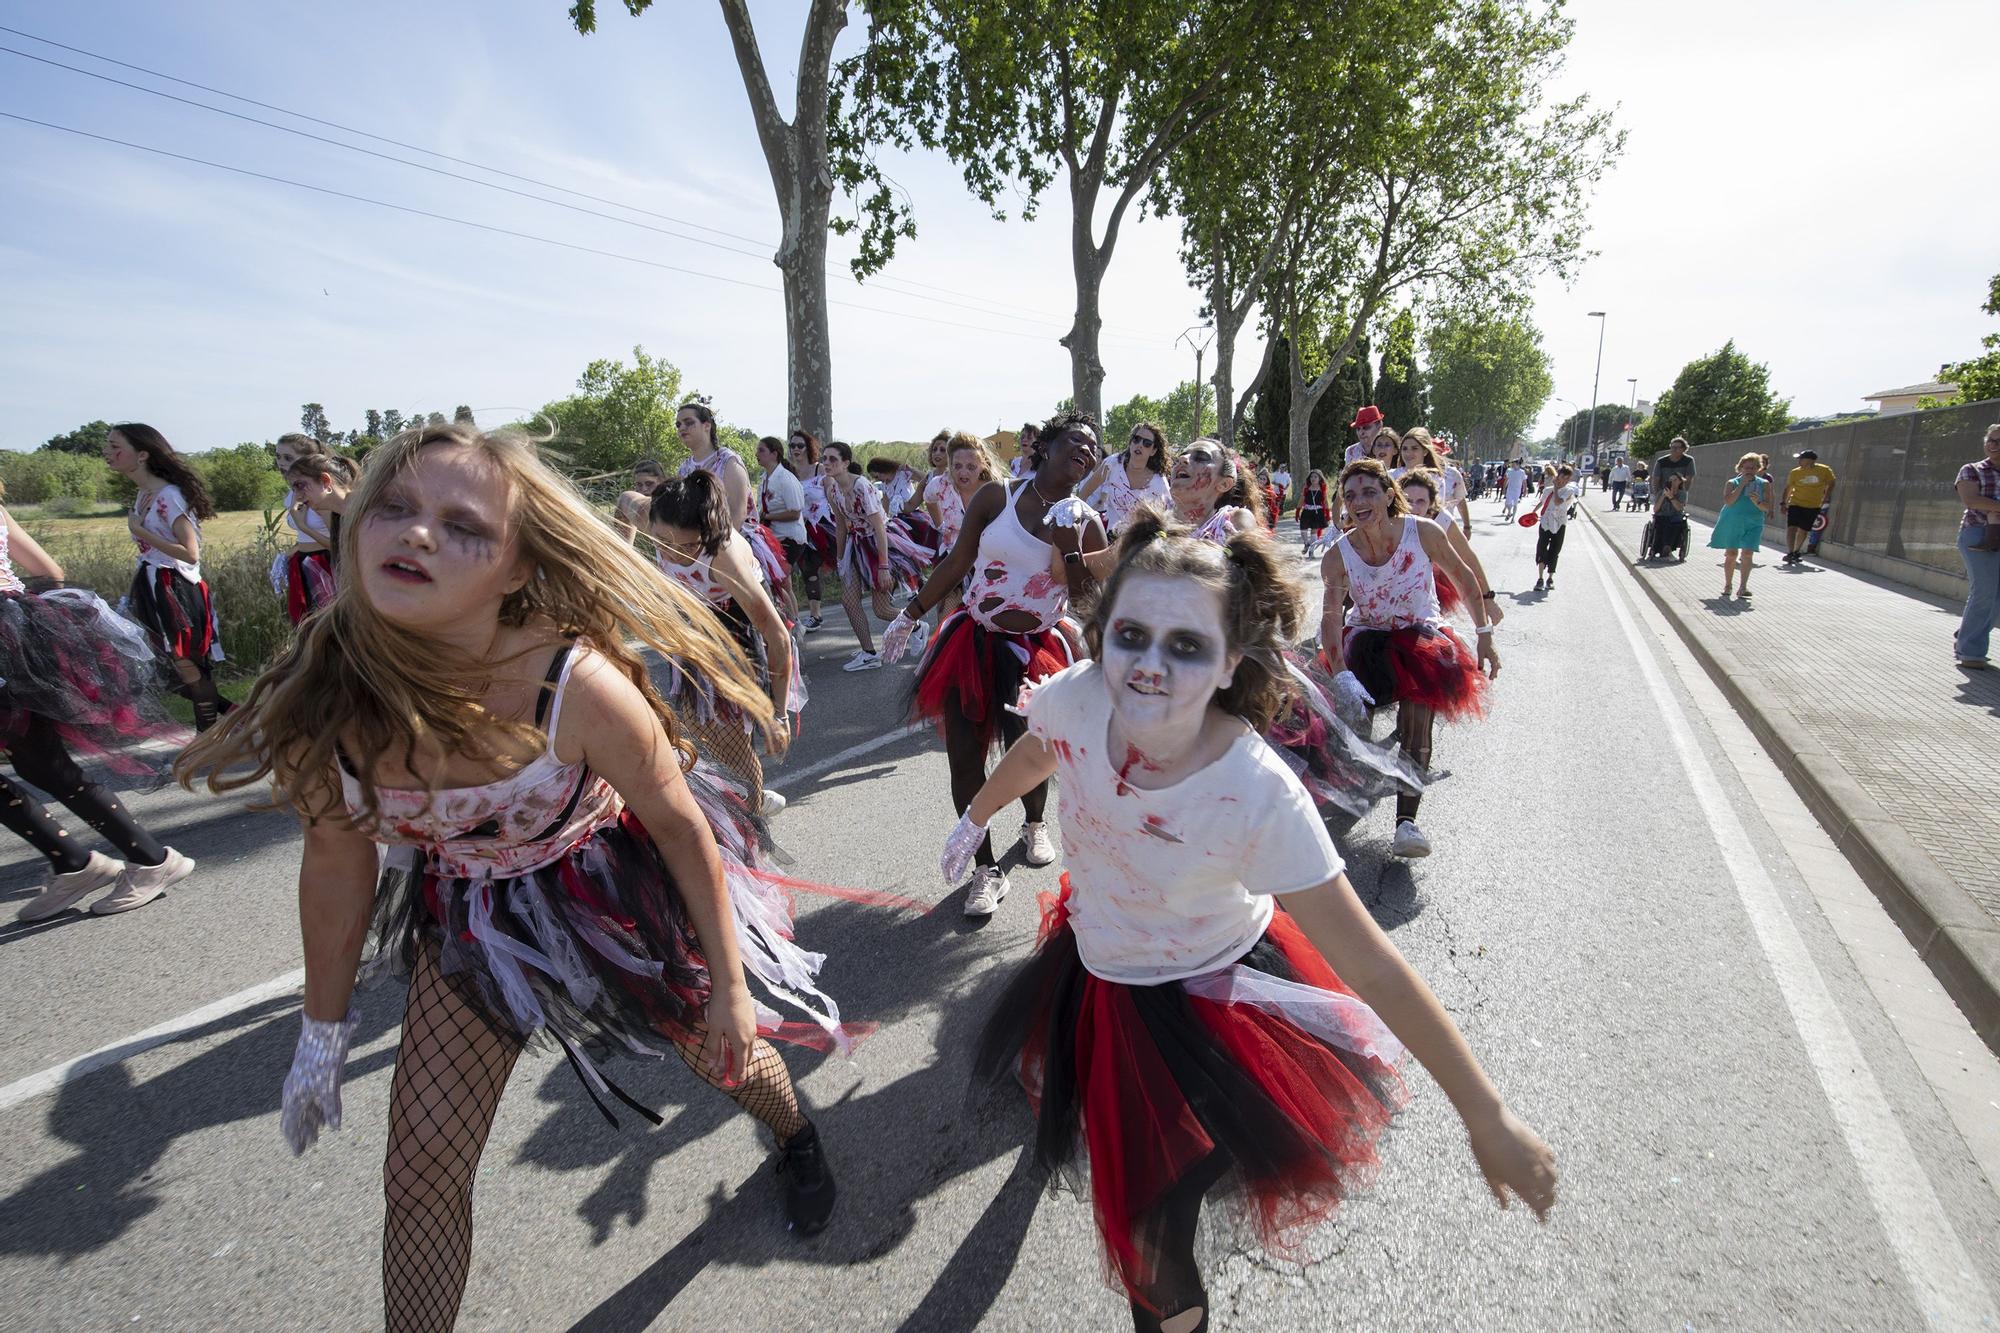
top-left (1331, 670), bottom-right (1376, 720)
top-left (882, 611), bottom-right (925, 664)
top-left (281, 1006), bottom-right (359, 1156)
top-left (940, 809), bottom-right (989, 885)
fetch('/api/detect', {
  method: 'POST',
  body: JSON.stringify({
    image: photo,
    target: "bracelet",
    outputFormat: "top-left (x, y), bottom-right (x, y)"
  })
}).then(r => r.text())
top-left (1476, 624), bottom-right (1495, 636)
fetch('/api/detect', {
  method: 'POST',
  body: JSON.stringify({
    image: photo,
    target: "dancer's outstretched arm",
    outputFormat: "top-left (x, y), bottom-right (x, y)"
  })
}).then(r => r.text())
top-left (1279, 875), bottom-right (1557, 1219)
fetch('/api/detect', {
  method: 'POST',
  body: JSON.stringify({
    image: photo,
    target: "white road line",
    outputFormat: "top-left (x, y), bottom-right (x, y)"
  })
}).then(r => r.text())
top-left (1579, 525), bottom-right (1999, 1326)
top-left (0, 722), bottom-right (928, 1116)
top-left (0, 967), bottom-right (305, 1114)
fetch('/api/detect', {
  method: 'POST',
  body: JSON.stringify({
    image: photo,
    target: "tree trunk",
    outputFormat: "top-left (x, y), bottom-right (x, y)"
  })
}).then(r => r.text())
top-left (1064, 193), bottom-right (1108, 420)
top-left (1287, 336), bottom-right (1317, 484)
top-left (1211, 255), bottom-right (1237, 448)
top-left (720, 0), bottom-right (846, 441)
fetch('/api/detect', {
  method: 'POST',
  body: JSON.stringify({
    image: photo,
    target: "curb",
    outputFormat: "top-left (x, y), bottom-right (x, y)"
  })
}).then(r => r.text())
top-left (1582, 507), bottom-right (2000, 1055)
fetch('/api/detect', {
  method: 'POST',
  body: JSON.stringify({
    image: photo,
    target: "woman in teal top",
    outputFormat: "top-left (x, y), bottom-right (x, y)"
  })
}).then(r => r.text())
top-left (1708, 451), bottom-right (1773, 597)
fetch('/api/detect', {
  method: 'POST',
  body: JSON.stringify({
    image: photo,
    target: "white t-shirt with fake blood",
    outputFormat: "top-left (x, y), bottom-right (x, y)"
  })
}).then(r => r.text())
top-left (1023, 661), bottom-right (1345, 985)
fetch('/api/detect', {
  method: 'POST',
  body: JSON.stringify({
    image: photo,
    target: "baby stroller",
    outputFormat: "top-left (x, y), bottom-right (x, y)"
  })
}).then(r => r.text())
top-left (1641, 506), bottom-right (1690, 561)
top-left (1627, 469), bottom-right (1650, 512)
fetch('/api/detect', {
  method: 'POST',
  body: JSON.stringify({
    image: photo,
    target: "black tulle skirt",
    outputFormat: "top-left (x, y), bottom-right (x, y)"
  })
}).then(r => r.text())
top-left (0, 585), bottom-right (181, 776)
top-left (125, 565), bottom-right (219, 665)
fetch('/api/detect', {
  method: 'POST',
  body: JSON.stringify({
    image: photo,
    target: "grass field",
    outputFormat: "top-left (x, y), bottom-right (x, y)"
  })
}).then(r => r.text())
top-left (9, 504), bottom-right (276, 551)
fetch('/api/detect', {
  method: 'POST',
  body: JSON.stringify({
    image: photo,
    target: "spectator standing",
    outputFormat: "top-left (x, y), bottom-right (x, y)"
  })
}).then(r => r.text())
top-left (1952, 422), bottom-right (2000, 669)
top-left (1708, 452), bottom-right (1774, 599)
top-left (1502, 460), bottom-right (1527, 520)
top-left (1609, 457), bottom-right (1632, 510)
top-left (1271, 462), bottom-right (1292, 514)
top-left (1346, 405), bottom-right (1385, 464)
top-left (1781, 450), bottom-right (1836, 566)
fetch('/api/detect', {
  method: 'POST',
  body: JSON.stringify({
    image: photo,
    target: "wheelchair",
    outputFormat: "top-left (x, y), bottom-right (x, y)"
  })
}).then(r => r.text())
top-left (1640, 510), bottom-right (1690, 561)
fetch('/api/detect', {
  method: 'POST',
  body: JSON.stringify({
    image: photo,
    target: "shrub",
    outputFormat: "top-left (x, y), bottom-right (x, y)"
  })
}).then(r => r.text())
top-left (200, 443), bottom-right (287, 510)
top-left (0, 451), bottom-right (115, 504)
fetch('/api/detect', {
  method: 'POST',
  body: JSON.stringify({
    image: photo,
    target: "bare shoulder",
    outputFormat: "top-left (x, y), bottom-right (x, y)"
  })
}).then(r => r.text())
top-left (551, 645), bottom-right (651, 762)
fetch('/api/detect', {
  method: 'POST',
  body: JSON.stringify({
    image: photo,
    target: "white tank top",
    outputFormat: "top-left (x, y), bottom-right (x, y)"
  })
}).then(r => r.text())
top-left (657, 547), bottom-right (732, 608)
top-left (964, 481), bottom-right (1088, 633)
top-left (1337, 518), bottom-right (1440, 629)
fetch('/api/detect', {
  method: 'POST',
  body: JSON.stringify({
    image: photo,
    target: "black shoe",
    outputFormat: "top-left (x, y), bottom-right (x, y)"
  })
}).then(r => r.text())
top-left (777, 1120), bottom-right (836, 1235)
top-left (1533, 576), bottom-right (1545, 591)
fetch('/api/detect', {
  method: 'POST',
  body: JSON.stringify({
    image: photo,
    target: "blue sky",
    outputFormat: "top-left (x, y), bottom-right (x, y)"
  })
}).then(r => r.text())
top-left (2, 0), bottom-right (1995, 454)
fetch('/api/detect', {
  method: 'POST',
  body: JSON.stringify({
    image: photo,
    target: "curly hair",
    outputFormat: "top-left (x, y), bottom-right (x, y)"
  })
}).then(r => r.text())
top-left (1032, 408), bottom-right (1100, 471)
top-left (1083, 505), bottom-right (1302, 731)
top-left (176, 422), bottom-right (770, 824)
top-left (1395, 466), bottom-right (1443, 510)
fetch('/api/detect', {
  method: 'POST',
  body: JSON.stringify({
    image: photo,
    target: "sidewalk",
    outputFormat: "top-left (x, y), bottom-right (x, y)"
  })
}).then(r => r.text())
top-left (1584, 500), bottom-right (2000, 1050)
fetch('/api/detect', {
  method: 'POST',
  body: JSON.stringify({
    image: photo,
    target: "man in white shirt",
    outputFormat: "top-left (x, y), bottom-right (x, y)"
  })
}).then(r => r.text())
top-left (1344, 405), bottom-right (1385, 464)
top-left (1608, 457), bottom-right (1633, 510)
top-left (1502, 460), bottom-right (1527, 520)
top-left (1270, 464), bottom-right (1292, 514)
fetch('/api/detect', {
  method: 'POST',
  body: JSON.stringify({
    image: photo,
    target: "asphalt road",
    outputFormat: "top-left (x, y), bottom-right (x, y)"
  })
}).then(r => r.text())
top-left (2, 499), bottom-right (1997, 1332)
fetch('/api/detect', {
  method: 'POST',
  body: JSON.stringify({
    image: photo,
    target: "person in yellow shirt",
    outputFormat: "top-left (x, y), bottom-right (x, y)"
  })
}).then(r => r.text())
top-left (1783, 449), bottom-right (1836, 565)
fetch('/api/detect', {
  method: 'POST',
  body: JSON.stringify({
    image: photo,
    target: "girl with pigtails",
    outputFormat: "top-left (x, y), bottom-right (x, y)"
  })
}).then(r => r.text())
top-left (647, 467), bottom-right (804, 817)
top-left (178, 423), bottom-right (846, 1332)
top-left (953, 509), bottom-right (1556, 1333)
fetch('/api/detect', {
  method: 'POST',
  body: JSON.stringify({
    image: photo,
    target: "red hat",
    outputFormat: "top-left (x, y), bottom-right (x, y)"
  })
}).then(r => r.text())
top-left (1351, 405), bottom-right (1384, 429)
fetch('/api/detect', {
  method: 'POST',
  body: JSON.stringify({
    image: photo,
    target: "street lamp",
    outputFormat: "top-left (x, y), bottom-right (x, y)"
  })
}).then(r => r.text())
top-left (1585, 311), bottom-right (1606, 486)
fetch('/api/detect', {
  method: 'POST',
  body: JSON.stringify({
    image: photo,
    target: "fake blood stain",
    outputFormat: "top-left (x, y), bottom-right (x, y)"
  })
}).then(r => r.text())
top-left (1113, 744), bottom-right (1158, 798)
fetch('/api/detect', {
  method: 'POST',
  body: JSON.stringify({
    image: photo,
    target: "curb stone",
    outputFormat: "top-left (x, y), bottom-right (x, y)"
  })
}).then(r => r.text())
top-left (1582, 506), bottom-right (2000, 1055)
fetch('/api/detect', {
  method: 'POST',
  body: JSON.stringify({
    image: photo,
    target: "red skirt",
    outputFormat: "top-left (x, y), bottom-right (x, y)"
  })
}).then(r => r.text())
top-left (283, 548), bottom-right (336, 625)
top-left (1342, 622), bottom-right (1487, 721)
top-left (908, 607), bottom-right (1074, 749)
top-left (974, 882), bottom-right (1406, 1307)
top-left (126, 566), bottom-right (217, 664)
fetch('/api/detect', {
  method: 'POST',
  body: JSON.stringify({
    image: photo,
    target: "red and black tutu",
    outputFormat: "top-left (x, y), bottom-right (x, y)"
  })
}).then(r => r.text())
top-left (1266, 655), bottom-right (1423, 816)
top-left (909, 607), bottom-right (1075, 749)
top-left (126, 565), bottom-right (220, 665)
top-left (1342, 621), bottom-right (1487, 720)
top-left (283, 548), bottom-right (336, 625)
top-left (742, 520), bottom-right (792, 589)
top-left (1434, 569), bottom-right (1464, 615)
top-left (806, 516), bottom-right (838, 568)
top-left (974, 884), bottom-right (1407, 1306)
top-left (0, 584), bottom-right (182, 778)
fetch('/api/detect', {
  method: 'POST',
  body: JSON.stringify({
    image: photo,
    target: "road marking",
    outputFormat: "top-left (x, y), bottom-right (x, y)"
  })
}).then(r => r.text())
top-left (1579, 524), bottom-right (1998, 1325)
top-left (0, 723), bottom-right (932, 1116)
top-left (0, 967), bottom-right (305, 1114)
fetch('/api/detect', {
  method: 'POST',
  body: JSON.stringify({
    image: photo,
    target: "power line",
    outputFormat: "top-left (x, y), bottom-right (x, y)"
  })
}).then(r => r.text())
top-left (0, 22), bottom-right (1166, 341)
top-left (0, 109), bottom-right (1170, 349)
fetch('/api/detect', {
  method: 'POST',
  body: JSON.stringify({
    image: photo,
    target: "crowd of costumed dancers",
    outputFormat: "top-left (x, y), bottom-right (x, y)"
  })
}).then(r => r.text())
top-left (7, 403), bottom-right (1549, 1332)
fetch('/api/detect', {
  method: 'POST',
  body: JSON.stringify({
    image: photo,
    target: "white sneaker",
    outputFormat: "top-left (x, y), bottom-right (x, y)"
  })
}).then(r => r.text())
top-left (1391, 820), bottom-right (1432, 859)
top-left (799, 614), bottom-right (824, 633)
top-left (91, 847), bottom-right (195, 915)
top-left (842, 650), bottom-right (883, 672)
top-left (15, 851), bottom-right (124, 922)
top-left (1021, 821), bottom-right (1057, 866)
top-left (963, 866), bottom-right (1010, 917)
top-left (760, 790), bottom-right (787, 818)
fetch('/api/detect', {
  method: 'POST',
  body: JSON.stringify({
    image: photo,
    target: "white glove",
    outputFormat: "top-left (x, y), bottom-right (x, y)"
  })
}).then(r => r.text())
top-left (882, 611), bottom-right (923, 664)
top-left (281, 1006), bottom-right (359, 1156)
top-left (940, 809), bottom-right (989, 885)
top-left (1331, 670), bottom-right (1376, 719)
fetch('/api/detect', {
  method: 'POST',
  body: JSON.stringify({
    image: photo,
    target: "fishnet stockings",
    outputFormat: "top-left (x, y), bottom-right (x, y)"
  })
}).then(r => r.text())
top-left (1393, 701), bottom-right (1435, 822)
top-left (382, 946), bottom-right (523, 1333)
top-left (670, 1029), bottom-right (806, 1141)
top-left (692, 717), bottom-right (764, 809)
top-left (837, 572), bottom-right (890, 654)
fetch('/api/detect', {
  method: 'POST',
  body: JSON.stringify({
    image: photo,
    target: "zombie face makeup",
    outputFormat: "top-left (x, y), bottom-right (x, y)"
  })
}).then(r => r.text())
top-left (1170, 443), bottom-right (1227, 504)
top-left (290, 474), bottom-right (335, 509)
top-left (102, 429), bottom-right (140, 477)
top-left (950, 447), bottom-right (984, 487)
top-left (1343, 473), bottom-right (1392, 527)
top-left (1403, 485), bottom-right (1434, 518)
top-left (357, 443), bottom-right (528, 629)
top-left (1099, 573), bottom-right (1238, 738)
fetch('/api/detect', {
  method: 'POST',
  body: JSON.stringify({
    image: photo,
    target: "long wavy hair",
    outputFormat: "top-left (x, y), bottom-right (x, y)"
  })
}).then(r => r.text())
top-left (1126, 421), bottom-right (1170, 473)
top-left (1084, 506), bottom-right (1301, 731)
top-left (176, 423), bottom-right (770, 823)
top-left (113, 423), bottom-right (216, 519)
top-left (1339, 458), bottom-right (1410, 519)
top-left (947, 430), bottom-right (1001, 484)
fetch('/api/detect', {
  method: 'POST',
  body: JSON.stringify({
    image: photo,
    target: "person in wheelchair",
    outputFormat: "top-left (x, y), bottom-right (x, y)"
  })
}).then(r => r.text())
top-left (1644, 473), bottom-right (1690, 561)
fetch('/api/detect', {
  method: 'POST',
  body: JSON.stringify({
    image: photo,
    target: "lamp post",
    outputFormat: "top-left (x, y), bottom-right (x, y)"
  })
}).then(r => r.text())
top-left (1176, 324), bottom-right (1215, 446)
top-left (1585, 311), bottom-right (1606, 487)
top-left (1624, 377), bottom-right (1637, 450)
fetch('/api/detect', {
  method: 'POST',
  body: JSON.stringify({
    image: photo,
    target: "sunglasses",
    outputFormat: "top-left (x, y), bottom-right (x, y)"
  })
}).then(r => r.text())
top-left (1129, 431), bottom-right (1155, 445)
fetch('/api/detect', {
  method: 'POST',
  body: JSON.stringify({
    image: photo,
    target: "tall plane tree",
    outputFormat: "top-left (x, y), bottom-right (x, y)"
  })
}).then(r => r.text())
top-left (836, 0), bottom-right (1283, 419)
top-left (570, 0), bottom-right (909, 441)
top-left (1267, 0), bottom-right (1620, 483)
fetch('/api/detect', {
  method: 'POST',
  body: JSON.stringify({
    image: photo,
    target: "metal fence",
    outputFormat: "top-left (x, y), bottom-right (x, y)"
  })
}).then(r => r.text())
top-left (1674, 397), bottom-right (1998, 588)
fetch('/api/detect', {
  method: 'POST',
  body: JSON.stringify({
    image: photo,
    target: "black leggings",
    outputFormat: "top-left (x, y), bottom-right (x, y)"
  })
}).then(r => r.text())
top-left (1126, 1153), bottom-right (1225, 1332)
top-left (945, 705), bottom-right (1046, 868)
top-left (782, 538), bottom-right (822, 604)
top-left (1535, 524), bottom-right (1567, 572)
top-left (0, 711), bottom-right (165, 872)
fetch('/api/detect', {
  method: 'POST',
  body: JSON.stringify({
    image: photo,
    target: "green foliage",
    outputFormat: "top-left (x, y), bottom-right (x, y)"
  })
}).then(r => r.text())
top-left (1551, 404), bottom-right (1633, 456)
top-left (300, 403), bottom-right (333, 445)
top-left (1105, 392), bottom-right (1168, 453)
top-left (41, 420), bottom-right (113, 456)
top-left (1308, 334), bottom-right (1372, 470)
top-left (1241, 338), bottom-right (1291, 463)
top-left (1372, 310), bottom-right (1427, 430)
top-left (200, 443), bottom-right (289, 511)
top-left (1934, 272), bottom-right (2000, 406)
top-left (1423, 315), bottom-right (1552, 459)
top-left (539, 345), bottom-right (686, 475)
top-left (1161, 380), bottom-right (1218, 445)
top-left (453, 404), bottom-right (476, 425)
top-left (1631, 341), bottom-right (1791, 458)
top-left (0, 450), bottom-right (115, 504)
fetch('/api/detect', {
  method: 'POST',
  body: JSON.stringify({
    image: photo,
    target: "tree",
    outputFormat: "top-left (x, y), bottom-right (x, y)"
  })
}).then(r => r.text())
top-left (1103, 391), bottom-right (1168, 455)
top-left (300, 403), bottom-right (334, 444)
top-left (539, 345), bottom-right (687, 475)
top-left (1424, 315), bottom-right (1552, 462)
top-left (1552, 403), bottom-right (1634, 457)
top-left (201, 443), bottom-right (289, 510)
top-left (1265, 0), bottom-right (1620, 483)
top-left (1161, 379), bottom-right (1217, 446)
top-left (365, 409), bottom-right (384, 440)
top-left (573, 0), bottom-right (894, 443)
top-left (453, 404), bottom-right (476, 426)
top-left (426, 412), bottom-right (446, 428)
top-left (1934, 271), bottom-right (2000, 406)
top-left (381, 409), bottom-right (405, 439)
top-left (1631, 341), bottom-right (1791, 458)
top-left (1372, 309), bottom-right (1427, 430)
top-left (40, 420), bottom-right (113, 456)
top-left (836, 0), bottom-right (1289, 420)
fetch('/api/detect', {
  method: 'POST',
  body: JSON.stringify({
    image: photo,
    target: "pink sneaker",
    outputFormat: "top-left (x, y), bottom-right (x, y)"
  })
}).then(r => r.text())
top-left (16, 851), bottom-right (124, 921)
top-left (90, 848), bottom-right (195, 916)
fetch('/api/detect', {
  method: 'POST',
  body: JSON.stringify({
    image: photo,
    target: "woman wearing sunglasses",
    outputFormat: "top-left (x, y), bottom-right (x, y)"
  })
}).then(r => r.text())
top-left (1080, 422), bottom-right (1173, 535)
